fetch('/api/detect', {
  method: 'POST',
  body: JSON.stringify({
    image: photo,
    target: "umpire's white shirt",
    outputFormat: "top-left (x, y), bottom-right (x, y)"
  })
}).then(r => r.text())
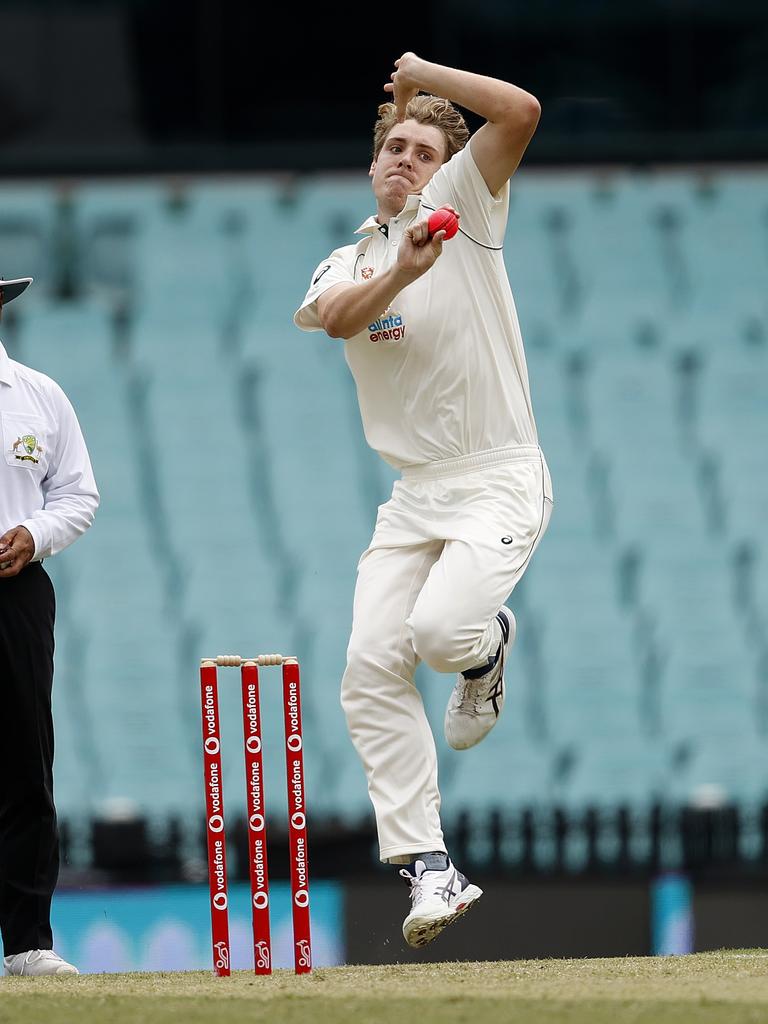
top-left (0, 340), bottom-right (98, 558)
top-left (295, 141), bottom-right (539, 470)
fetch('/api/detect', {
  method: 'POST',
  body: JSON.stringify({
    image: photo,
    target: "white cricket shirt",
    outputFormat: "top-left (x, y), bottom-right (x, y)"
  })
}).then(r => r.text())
top-left (294, 141), bottom-right (539, 470)
top-left (0, 340), bottom-right (99, 559)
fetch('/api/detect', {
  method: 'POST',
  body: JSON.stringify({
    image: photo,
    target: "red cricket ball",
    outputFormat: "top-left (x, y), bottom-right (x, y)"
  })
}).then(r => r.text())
top-left (427, 206), bottom-right (460, 240)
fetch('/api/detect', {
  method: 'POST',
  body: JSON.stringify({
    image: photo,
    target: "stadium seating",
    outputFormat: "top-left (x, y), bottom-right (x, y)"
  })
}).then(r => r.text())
top-left (1, 164), bottom-right (764, 869)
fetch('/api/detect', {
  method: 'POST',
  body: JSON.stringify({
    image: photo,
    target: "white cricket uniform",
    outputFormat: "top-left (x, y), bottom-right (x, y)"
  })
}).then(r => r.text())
top-left (0, 340), bottom-right (99, 558)
top-left (295, 140), bottom-right (553, 862)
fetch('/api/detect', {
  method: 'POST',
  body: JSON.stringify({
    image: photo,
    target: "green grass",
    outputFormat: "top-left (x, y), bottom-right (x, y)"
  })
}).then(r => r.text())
top-left (2, 952), bottom-right (768, 1024)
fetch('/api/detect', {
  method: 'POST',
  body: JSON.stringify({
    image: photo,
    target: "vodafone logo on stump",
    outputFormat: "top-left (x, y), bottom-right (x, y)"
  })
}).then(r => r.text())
top-left (205, 737), bottom-right (220, 755)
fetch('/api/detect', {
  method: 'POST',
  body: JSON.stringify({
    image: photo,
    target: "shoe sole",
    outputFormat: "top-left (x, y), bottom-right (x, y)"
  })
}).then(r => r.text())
top-left (4, 970), bottom-right (79, 976)
top-left (403, 884), bottom-right (483, 948)
top-left (4, 968), bottom-right (79, 976)
top-left (444, 711), bottom-right (499, 750)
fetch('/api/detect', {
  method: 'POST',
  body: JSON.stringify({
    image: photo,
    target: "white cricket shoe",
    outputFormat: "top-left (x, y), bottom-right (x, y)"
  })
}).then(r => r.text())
top-left (400, 854), bottom-right (483, 948)
top-left (3, 949), bottom-right (79, 976)
top-left (444, 606), bottom-right (516, 751)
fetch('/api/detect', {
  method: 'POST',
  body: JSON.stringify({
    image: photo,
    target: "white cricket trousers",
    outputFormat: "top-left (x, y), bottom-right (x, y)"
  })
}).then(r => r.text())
top-left (340, 444), bottom-right (553, 863)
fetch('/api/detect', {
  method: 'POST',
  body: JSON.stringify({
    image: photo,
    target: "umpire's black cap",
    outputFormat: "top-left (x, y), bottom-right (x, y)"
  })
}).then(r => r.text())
top-left (0, 277), bottom-right (33, 303)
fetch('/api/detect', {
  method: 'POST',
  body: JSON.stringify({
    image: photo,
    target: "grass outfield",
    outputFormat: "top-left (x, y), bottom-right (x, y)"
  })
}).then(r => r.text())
top-left (2, 952), bottom-right (768, 1024)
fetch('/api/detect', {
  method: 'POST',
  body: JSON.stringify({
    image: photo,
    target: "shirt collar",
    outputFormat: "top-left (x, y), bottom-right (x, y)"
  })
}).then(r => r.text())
top-left (355, 193), bottom-right (423, 235)
top-left (0, 340), bottom-right (14, 386)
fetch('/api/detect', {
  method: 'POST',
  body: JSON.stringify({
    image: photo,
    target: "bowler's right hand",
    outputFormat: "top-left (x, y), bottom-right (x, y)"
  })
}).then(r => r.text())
top-left (397, 219), bottom-right (446, 278)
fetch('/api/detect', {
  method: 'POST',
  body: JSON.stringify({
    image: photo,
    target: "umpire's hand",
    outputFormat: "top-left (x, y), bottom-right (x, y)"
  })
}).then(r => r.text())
top-left (0, 526), bottom-right (35, 578)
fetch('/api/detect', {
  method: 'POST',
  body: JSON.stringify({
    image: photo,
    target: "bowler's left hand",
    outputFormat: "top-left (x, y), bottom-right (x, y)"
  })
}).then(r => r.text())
top-left (384, 52), bottom-right (422, 122)
top-left (0, 525), bottom-right (35, 578)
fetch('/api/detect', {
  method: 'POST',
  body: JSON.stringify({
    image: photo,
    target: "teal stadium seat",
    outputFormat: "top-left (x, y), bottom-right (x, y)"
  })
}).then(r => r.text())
top-left (0, 184), bottom-right (59, 300)
top-left (697, 339), bottom-right (768, 542)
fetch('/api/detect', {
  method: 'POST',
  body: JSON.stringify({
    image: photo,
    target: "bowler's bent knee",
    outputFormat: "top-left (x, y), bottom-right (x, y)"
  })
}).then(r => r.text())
top-left (410, 609), bottom-right (485, 675)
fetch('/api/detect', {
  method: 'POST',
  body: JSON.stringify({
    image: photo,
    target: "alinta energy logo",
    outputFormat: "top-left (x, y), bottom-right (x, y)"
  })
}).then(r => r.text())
top-left (368, 311), bottom-right (406, 343)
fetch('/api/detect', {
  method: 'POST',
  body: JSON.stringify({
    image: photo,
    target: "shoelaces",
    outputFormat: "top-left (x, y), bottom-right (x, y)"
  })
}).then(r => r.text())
top-left (399, 869), bottom-right (423, 905)
top-left (456, 678), bottom-right (485, 712)
top-left (458, 624), bottom-right (507, 713)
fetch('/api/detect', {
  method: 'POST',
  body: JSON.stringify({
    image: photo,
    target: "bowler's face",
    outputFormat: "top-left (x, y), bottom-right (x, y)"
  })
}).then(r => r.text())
top-left (370, 120), bottom-right (446, 215)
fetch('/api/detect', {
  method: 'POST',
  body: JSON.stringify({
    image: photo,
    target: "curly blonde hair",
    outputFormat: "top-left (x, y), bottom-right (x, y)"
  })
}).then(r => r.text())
top-left (372, 95), bottom-right (469, 163)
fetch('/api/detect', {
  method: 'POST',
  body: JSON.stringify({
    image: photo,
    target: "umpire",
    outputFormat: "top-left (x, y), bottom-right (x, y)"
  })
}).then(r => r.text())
top-left (0, 276), bottom-right (98, 976)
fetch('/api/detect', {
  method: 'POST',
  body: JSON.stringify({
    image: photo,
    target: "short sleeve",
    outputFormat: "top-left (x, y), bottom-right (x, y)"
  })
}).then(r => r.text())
top-left (294, 245), bottom-right (358, 332)
top-left (421, 143), bottom-right (509, 249)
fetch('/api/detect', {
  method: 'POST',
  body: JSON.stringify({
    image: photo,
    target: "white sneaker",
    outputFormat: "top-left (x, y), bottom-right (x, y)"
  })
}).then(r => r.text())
top-left (444, 606), bottom-right (516, 750)
top-left (400, 854), bottom-right (483, 948)
top-left (4, 949), bottom-right (79, 976)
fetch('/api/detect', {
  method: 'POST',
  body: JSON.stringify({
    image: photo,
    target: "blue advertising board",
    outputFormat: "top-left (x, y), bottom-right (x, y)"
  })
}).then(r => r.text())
top-left (51, 881), bottom-right (344, 973)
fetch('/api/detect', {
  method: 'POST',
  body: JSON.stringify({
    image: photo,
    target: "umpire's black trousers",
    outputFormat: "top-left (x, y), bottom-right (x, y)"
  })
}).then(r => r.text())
top-left (0, 562), bottom-right (58, 956)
